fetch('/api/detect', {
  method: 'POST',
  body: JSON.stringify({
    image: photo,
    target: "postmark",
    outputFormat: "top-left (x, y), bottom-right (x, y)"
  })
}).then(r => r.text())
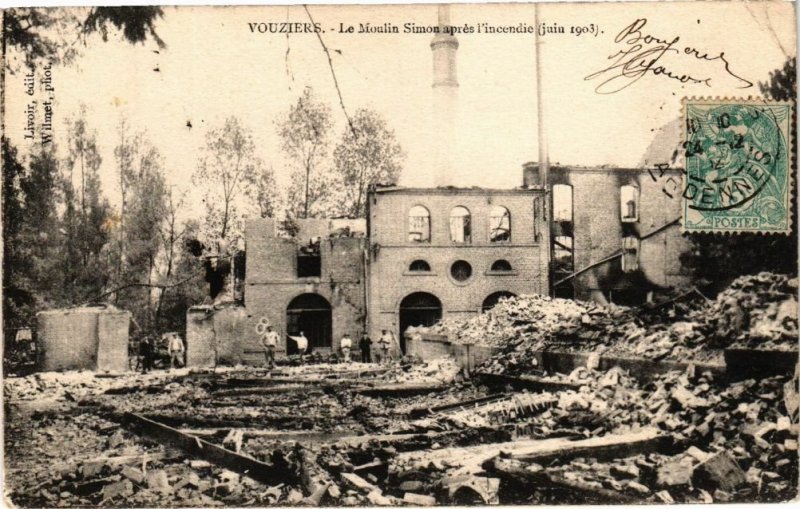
top-left (681, 98), bottom-right (793, 234)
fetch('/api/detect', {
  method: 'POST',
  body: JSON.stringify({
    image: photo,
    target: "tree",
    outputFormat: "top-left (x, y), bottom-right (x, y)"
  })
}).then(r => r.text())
top-left (65, 105), bottom-right (102, 215)
top-left (3, 143), bottom-right (36, 331)
top-left (61, 109), bottom-right (113, 303)
top-left (112, 117), bottom-right (137, 285)
top-left (244, 165), bottom-right (281, 219)
top-left (124, 143), bottom-right (167, 327)
top-left (194, 116), bottom-right (260, 246)
top-left (333, 108), bottom-right (404, 217)
top-left (2, 143), bottom-right (66, 361)
top-left (680, 57), bottom-right (797, 293)
top-left (278, 87), bottom-right (332, 218)
top-left (157, 220), bottom-right (207, 334)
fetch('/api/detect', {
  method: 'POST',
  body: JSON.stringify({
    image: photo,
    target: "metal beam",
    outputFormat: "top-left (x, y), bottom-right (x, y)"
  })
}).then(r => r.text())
top-left (122, 413), bottom-right (295, 485)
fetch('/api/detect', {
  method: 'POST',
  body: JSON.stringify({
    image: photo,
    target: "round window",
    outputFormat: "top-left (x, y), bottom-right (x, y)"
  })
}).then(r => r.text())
top-left (450, 260), bottom-right (472, 282)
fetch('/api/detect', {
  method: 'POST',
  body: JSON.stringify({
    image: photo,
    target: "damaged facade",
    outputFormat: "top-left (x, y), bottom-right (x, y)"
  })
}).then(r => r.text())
top-left (541, 164), bottom-right (692, 305)
top-left (243, 218), bottom-right (368, 358)
top-left (189, 164), bottom-right (693, 363)
top-left (366, 185), bottom-right (550, 353)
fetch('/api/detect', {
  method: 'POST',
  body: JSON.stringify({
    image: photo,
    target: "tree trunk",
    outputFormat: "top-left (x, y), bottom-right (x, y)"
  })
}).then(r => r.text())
top-left (304, 161), bottom-right (311, 219)
top-left (221, 199), bottom-right (229, 242)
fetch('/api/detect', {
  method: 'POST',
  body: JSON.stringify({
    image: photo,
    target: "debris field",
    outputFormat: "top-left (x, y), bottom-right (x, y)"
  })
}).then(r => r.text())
top-left (4, 273), bottom-right (799, 506)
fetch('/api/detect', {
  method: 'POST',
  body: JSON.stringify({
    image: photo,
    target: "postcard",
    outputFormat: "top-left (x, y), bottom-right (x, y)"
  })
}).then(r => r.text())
top-left (2, 2), bottom-right (797, 507)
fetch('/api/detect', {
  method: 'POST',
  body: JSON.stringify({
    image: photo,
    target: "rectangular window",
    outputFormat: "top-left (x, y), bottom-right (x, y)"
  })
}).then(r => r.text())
top-left (553, 185), bottom-right (573, 222)
top-left (621, 185), bottom-right (639, 222)
top-left (621, 236), bottom-right (640, 272)
top-left (297, 239), bottom-right (321, 278)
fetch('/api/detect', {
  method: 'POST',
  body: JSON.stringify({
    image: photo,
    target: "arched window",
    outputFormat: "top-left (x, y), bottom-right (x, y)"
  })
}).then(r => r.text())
top-left (449, 206), bottom-right (471, 243)
top-left (409, 260), bottom-right (431, 272)
top-left (489, 206), bottom-right (511, 242)
top-left (620, 185), bottom-right (639, 222)
top-left (490, 259), bottom-right (513, 271)
top-left (408, 205), bottom-right (430, 243)
top-left (553, 185), bottom-right (573, 222)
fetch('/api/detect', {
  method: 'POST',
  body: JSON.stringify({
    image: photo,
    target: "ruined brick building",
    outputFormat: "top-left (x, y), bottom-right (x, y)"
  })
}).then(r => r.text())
top-left (184, 6), bottom-right (693, 363)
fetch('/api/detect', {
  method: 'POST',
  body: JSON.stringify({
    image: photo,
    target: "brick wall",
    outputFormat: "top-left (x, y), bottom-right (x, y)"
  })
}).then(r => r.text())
top-left (367, 188), bottom-right (549, 350)
top-left (550, 166), bottom-right (692, 303)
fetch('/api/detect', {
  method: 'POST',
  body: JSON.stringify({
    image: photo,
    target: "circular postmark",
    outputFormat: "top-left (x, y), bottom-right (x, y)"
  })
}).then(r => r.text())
top-left (683, 103), bottom-right (788, 221)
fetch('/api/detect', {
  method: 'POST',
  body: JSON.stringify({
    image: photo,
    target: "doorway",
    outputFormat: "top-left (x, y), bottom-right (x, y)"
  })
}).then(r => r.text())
top-left (398, 292), bottom-right (442, 353)
top-left (286, 293), bottom-right (332, 354)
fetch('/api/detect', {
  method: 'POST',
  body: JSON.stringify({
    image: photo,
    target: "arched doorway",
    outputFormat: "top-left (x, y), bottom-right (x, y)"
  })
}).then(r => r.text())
top-left (286, 294), bottom-right (332, 354)
top-left (482, 291), bottom-right (517, 312)
top-left (399, 292), bottom-right (442, 353)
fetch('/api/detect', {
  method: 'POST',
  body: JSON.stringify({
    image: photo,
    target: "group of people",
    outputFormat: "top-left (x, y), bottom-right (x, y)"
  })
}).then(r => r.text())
top-left (339, 330), bottom-right (395, 363)
top-left (137, 333), bottom-right (185, 373)
top-left (259, 325), bottom-right (398, 368)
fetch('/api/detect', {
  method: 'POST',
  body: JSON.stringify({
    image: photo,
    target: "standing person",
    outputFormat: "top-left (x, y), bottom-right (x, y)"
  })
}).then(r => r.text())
top-left (262, 325), bottom-right (279, 369)
top-left (358, 332), bottom-right (372, 363)
top-left (340, 333), bottom-right (353, 362)
top-left (168, 333), bottom-right (185, 369)
top-left (139, 336), bottom-right (154, 374)
top-left (378, 330), bottom-right (393, 364)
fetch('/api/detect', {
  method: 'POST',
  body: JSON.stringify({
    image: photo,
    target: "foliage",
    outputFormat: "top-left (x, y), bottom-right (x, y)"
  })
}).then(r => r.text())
top-left (194, 116), bottom-right (265, 246)
top-left (333, 108), bottom-right (404, 217)
top-left (3, 7), bottom-right (164, 72)
top-left (156, 220), bottom-right (207, 333)
top-left (83, 7), bottom-right (165, 48)
top-left (759, 57), bottom-right (797, 102)
top-left (278, 87), bottom-right (332, 218)
top-left (61, 108), bottom-right (113, 303)
top-left (681, 57), bottom-right (797, 293)
top-left (244, 166), bottom-right (281, 219)
top-left (3, 143), bottom-right (38, 330)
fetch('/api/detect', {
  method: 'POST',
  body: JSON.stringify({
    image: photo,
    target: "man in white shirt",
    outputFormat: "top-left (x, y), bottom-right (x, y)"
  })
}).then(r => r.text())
top-left (262, 326), bottom-right (279, 369)
top-left (340, 334), bottom-right (353, 362)
top-left (378, 330), bottom-right (394, 364)
top-left (168, 333), bottom-right (185, 369)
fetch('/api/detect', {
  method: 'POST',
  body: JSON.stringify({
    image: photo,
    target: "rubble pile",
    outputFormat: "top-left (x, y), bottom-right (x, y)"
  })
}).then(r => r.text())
top-left (538, 377), bottom-right (797, 503)
top-left (415, 272), bottom-right (798, 374)
top-left (488, 366), bottom-right (799, 502)
top-left (700, 272), bottom-right (798, 350)
top-left (414, 295), bottom-right (604, 349)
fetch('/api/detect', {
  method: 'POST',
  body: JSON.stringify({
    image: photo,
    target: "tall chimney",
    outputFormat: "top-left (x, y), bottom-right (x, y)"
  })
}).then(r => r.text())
top-left (430, 5), bottom-right (459, 187)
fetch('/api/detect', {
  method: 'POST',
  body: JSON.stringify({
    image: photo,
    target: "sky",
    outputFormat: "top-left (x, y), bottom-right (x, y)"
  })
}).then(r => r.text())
top-left (5, 2), bottom-right (796, 219)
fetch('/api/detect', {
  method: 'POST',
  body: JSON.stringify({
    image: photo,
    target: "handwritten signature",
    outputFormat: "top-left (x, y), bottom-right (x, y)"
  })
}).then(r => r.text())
top-left (585, 19), bottom-right (753, 94)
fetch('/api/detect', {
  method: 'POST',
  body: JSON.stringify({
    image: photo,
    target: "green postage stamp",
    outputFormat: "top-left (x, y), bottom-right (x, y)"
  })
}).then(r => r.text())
top-left (682, 99), bottom-right (793, 234)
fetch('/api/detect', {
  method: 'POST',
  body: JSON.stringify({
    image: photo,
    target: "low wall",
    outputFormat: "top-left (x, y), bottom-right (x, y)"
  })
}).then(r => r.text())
top-left (37, 306), bottom-right (130, 372)
top-left (405, 333), bottom-right (497, 372)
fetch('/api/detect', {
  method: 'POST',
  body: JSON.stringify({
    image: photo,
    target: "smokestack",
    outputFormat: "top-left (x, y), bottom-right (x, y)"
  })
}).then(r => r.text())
top-left (535, 3), bottom-right (549, 188)
top-left (430, 4), bottom-right (459, 187)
